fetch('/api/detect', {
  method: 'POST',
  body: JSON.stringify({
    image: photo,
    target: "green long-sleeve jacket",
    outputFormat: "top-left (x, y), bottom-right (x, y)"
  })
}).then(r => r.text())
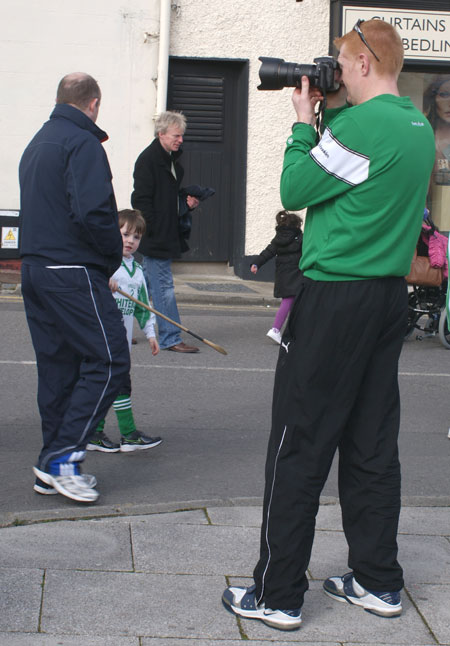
top-left (281, 95), bottom-right (435, 281)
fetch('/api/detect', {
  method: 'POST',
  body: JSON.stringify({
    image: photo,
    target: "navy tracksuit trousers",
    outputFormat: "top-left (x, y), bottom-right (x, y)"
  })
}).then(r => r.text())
top-left (253, 277), bottom-right (406, 610)
top-left (22, 264), bottom-right (130, 471)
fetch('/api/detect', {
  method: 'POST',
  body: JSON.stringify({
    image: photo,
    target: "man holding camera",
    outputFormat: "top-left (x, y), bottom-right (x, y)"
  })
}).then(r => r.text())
top-left (223, 20), bottom-right (435, 630)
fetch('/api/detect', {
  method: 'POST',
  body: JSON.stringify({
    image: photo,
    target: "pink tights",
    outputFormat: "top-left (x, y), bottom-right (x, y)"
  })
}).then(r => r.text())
top-left (273, 296), bottom-right (295, 331)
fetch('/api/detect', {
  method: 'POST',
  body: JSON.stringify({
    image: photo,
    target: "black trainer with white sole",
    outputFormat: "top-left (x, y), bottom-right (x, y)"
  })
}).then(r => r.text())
top-left (120, 431), bottom-right (162, 452)
top-left (86, 431), bottom-right (120, 452)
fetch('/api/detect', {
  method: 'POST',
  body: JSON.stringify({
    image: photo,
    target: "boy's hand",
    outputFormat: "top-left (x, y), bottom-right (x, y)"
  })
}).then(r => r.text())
top-left (250, 264), bottom-right (258, 274)
top-left (148, 337), bottom-right (159, 356)
top-left (109, 278), bottom-right (119, 292)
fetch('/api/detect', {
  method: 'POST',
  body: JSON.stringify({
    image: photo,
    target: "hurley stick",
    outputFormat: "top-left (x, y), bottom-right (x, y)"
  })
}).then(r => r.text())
top-left (117, 288), bottom-right (228, 355)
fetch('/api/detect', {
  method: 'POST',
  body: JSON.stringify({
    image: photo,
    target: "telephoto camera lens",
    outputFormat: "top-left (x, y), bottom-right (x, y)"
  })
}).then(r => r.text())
top-left (257, 57), bottom-right (317, 90)
top-left (257, 56), bottom-right (340, 93)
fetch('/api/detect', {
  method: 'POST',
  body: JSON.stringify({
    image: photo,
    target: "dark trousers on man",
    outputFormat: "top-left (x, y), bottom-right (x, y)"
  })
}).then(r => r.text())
top-left (22, 263), bottom-right (130, 471)
top-left (253, 277), bottom-right (407, 610)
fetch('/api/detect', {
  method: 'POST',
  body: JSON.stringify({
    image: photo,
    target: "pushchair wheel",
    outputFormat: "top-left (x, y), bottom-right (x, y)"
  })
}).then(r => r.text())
top-left (438, 308), bottom-right (450, 349)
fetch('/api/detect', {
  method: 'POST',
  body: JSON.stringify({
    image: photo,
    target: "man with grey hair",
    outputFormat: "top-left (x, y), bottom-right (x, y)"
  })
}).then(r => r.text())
top-left (19, 72), bottom-right (130, 501)
top-left (131, 110), bottom-right (200, 353)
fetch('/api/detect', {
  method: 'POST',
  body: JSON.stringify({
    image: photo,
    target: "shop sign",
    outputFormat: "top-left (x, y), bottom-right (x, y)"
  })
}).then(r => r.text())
top-left (343, 6), bottom-right (450, 61)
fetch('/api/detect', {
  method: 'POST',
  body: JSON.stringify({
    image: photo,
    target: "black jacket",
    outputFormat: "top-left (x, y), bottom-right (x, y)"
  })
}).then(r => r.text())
top-left (252, 225), bottom-right (303, 298)
top-left (131, 138), bottom-right (186, 259)
top-left (19, 104), bottom-right (122, 276)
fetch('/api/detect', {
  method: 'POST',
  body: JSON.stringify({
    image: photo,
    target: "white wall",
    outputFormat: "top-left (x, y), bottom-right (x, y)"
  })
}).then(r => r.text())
top-left (2, 0), bottom-right (331, 258)
top-left (1, 0), bottom-right (160, 211)
top-left (169, 0), bottom-right (330, 254)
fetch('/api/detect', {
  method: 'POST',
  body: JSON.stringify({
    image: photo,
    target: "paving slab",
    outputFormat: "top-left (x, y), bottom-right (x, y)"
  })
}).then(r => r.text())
top-left (408, 583), bottom-right (450, 645)
top-left (42, 571), bottom-right (240, 639)
top-left (91, 509), bottom-right (209, 526)
top-left (0, 520), bottom-right (132, 571)
top-left (142, 640), bottom-right (339, 646)
top-left (0, 636), bottom-right (139, 646)
top-left (398, 506), bottom-right (450, 535)
top-left (131, 521), bottom-right (260, 576)
top-left (307, 530), bottom-right (450, 585)
top-left (226, 578), bottom-right (434, 644)
top-left (207, 505), bottom-right (263, 527)
top-left (0, 568), bottom-right (42, 632)
top-left (399, 534), bottom-right (450, 584)
top-left (308, 529), bottom-right (349, 580)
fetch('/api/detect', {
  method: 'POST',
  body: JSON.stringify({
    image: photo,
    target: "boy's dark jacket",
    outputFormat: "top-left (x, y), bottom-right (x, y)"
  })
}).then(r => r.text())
top-left (131, 138), bottom-right (186, 259)
top-left (19, 104), bottom-right (122, 276)
top-left (252, 225), bottom-right (303, 298)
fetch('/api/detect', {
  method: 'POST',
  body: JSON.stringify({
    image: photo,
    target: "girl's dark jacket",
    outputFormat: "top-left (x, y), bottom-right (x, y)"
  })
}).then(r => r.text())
top-left (252, 225), bottom-right (303, 298)
top-left (19, 104), bottom-right (122, 277)
top-left (131, 138), bottom-right (187, 259)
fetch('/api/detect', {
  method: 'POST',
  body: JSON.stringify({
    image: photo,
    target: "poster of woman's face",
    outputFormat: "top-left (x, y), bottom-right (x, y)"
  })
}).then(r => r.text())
top-left (423, 75), bottom-right (450, 185)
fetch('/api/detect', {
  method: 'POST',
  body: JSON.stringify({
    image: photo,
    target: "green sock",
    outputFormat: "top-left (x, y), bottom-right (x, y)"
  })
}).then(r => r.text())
top-left (113, 395), bottom-right (137, 437)
top-left (95, 418), bottom-right (105, 433)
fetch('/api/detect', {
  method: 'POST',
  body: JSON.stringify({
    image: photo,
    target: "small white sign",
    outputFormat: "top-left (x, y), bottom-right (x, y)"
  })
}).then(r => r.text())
top-left (1, 227), bottom-right (19, 249)
top-left (0, 210), bottom-right (19, 217)
top-left (342, 6), bottom-right (450, 62)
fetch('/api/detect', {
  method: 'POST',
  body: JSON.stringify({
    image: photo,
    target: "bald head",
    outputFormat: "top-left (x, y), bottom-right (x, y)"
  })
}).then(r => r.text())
top-left (56, 73), bottom-right (101, 110)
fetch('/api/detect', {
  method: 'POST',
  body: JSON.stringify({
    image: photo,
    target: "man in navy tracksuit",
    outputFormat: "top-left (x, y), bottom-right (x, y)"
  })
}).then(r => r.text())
top-left (19, 72), bottom-right (130, 503)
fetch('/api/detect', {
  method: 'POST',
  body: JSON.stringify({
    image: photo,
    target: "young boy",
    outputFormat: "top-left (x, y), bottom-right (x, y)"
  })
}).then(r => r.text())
top-left (87, 209), bottom-right (162, 453)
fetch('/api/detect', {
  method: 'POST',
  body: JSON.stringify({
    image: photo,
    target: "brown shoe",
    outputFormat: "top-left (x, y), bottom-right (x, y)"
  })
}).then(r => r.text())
top-left (166, 342), bottom-right (199, 353)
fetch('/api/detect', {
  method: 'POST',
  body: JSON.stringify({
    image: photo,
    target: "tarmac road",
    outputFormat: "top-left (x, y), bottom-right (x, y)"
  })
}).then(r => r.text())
top-left (1, 296), bottom-right (449, 524)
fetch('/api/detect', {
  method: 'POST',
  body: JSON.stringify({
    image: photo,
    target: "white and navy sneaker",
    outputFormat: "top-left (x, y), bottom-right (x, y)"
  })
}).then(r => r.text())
top-left (34, 473), bottom-right (97, 495)
top-left (323, 572), bottom-right (402, 617)
top-left (222, 584), bottom-right (302, 631)
top-left (33, 466), bottom-right (99, 503)
top-left (266, 328), bottom-right (282, 344)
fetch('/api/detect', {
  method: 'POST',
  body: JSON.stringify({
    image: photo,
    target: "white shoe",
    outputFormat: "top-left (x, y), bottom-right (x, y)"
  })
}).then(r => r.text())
top-left (222, 584), bottom-right (302, 630)
top-left (266, 328), bottom-right (282, 344)
top-left (33, 467), bottom-right (99, 503)
top-left (34, 473), bottom-right (97, 495)
top-left (323, 573), bottom-right (402, 617)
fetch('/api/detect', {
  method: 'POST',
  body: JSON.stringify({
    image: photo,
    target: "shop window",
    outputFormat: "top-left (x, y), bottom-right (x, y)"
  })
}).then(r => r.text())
top-left (399, 72), bottom-right (450, 231)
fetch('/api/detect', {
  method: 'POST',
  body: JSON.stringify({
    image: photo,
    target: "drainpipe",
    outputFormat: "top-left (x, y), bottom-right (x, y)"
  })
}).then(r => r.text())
top-left (156, 0), bottom-right (171, 115)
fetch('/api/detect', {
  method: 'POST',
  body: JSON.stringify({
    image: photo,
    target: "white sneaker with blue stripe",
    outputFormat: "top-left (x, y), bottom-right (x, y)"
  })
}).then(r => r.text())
top-left (33, 460), bottom-right (99, 503)
top-left (323, 572), bottom-right (402, 617)
top-left (222, 584), bottom-right (302, 630)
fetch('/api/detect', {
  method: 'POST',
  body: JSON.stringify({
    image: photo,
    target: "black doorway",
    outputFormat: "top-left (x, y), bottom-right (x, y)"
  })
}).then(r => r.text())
top-left (167, 57), bottom-right (248, 266)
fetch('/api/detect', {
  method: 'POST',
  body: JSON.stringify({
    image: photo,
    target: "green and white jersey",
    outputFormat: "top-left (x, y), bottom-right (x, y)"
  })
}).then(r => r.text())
top-left (281, 94), bottom-right (435, 281)
top-left (112, 257), bottom-right (156, 349)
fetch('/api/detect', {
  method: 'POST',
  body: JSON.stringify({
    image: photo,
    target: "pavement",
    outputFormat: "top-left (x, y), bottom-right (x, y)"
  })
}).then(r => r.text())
top-left (1, 265), bottom-right (449, 645)
top-left (0, 265), bottom-right (279, 307)
top-left (1, 501), bottom-right (449, 645)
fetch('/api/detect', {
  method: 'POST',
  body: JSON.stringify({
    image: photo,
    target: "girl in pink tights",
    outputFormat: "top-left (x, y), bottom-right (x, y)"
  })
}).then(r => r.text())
top-left (251, 210), bottom-right (303, 344)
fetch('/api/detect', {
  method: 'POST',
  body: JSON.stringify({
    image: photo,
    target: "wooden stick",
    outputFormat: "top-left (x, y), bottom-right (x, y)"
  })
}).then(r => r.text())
top-left (117, 288), bottom-right (228, 355)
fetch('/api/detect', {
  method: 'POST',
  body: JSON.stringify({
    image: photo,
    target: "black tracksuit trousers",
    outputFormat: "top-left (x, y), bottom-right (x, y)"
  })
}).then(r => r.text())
top-left (22, 264), bottom-right (130, 471)
top-left (253, 277), bottom-right (406, 610)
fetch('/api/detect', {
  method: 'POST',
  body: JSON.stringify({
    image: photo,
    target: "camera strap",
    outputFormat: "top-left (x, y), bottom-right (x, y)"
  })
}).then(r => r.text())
top-left (315, 98), bottom-right (326, 139)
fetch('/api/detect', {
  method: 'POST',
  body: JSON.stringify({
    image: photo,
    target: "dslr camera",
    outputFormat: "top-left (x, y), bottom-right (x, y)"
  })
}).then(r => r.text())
top-left (258, 56), bottom-right (340, 93)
